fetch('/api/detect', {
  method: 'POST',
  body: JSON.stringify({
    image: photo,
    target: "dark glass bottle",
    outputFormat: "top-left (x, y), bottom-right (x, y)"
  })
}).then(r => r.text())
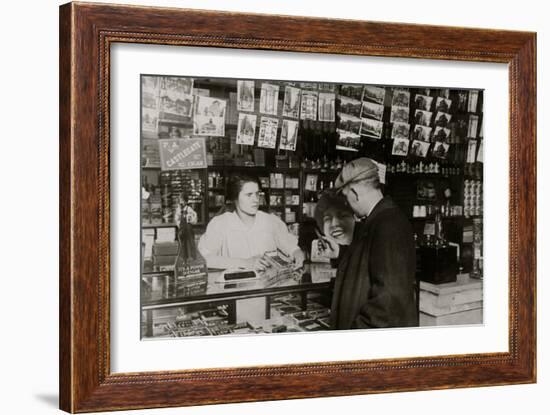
top-left (174, 216), bottom-right (208, 298)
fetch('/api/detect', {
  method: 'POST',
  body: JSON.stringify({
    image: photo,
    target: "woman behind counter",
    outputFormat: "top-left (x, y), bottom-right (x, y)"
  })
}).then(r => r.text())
top-left (198, 174), bottom-right (305, 271)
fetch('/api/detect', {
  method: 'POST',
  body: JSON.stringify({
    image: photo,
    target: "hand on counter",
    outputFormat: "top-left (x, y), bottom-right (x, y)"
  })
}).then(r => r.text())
top-left (291, 248), bottom-right (305, 270)
top-left (244, 255), bottom-right (273, 273)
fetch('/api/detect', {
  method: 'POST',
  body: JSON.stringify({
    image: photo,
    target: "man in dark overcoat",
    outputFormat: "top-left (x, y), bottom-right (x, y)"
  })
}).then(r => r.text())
top-left (331, 158), bottom-right (418, 329)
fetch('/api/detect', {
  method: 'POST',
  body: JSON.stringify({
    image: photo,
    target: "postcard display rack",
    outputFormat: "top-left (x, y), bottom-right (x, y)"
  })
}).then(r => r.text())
top-left (140, 76), bottom-right (484, 338)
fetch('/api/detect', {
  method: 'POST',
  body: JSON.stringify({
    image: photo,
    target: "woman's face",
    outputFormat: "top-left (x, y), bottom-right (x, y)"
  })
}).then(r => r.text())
top-left (322, 207), bottom-right (355, 245)
top-left (235, 181), bottom-right (260, 216)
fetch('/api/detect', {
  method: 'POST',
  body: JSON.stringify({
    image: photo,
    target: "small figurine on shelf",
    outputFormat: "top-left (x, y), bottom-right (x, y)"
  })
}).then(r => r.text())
top-left (174, 193), bottom-right (198, 226)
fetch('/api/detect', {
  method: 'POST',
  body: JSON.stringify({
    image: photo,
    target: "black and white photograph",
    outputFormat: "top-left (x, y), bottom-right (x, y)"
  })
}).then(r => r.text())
top-left (337, 112), bottom-right (362, 136)
top-left (432, 141), bottom-right (450, 159)
top-left (300, 82), bottom-right (318, 90)
top-left (318, 92), bottom-right (336, 122)
top-left (142, 77), bottom-right (160, 134)
top-left (414, 109), bottom-right (433, 126)
top-left (360, 117), bottom-right (383, 138)
top-left (361, 101), bottom-right (384, 120)
top-left (414, 94), bottom-right (433, 111)
top-left (319, 83), bottom-right (337, 92)
top-left (282, 85), bottom-right (301, 119)
top-left (158, 77), bottom-right (194, 122)
top-left (259, 82), bottom-right (280, 115)
top-left (468, 114), bottom-right (480, 138)
top-left (193, 95), bottom-right (226, 136)
top-left (300, 90), bottom-right (318, 120)
top-left (468, 90), bottom-right (480, 113)
top-left (237, 80), bottom-right (255, 112)
top-left (435, 111), bottom-right (452, 127)
top-left (410, 139), bottom-right (431, 157)
top-left (236, 113), bottom-right (257, 145)
top-left (258, 116), bottom-right (279, 148)
top-left (338, 96), bottom-right (362, 118)
top-left (391, 105), bottom-right (410, 123)
top-left (433, 126), bottom-right (451, 142)
top-left (362, 85), bottom-right (386, 104)
top-left (435, 96), bottom-right (452, 113)
top-left (140, 74), bottom-right (485, 341)
top-left (412, 124), bottom-right (433, 141)
top-left (391, 121), bottom-right (410, 139)
top-left (392, 88), bottom-right (410, 107)
top-left (391, 137), bottom-right (410, 156)
top-left (279, 119), bottom-right (299, 151)
top-left (339, 84), bottom-right (364, 101)
top-left (161, 76), bottom-right (194, 95)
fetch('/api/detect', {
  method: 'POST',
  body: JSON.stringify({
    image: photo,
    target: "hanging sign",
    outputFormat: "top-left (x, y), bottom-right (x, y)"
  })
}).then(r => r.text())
top-left (158, 138), bottom-right (207, 170)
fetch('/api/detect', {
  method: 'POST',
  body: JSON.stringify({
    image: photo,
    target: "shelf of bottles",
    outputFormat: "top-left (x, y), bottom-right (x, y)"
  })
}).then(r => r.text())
top-left (141, 170), bottom-right (206, 227)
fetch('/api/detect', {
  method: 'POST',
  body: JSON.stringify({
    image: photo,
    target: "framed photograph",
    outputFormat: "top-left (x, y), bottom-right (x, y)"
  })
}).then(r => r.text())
top-left (60, 2), bottom-right (536, 413)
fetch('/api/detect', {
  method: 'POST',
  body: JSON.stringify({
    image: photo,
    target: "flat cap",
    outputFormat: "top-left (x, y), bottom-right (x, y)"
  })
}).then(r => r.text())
top-left (334, 157), bottom-right (379, 191)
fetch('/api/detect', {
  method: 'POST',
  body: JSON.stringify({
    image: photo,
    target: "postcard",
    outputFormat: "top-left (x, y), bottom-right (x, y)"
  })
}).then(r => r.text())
top-left (259, 83), bottom-right (280, 115)
top-left (433, 126), bottom-right (451, 142)
top-left (391, 122), bottom-right (410, 140)
top-left (282, 86), bottom-right (301, 119)
top-left (362, 85), bottom-right (386, 104)
top-left (391, 88), bottom-right (410, 107)
top-left (414, 94), bottom-right (433, 111)
top-left (237, 80), bottom-right (255, 112)
top-left (258, 116), bottom-right (279, 148)
top-left (338, 96), bottom-right (362, 118)
top-left (412, 124), bottom-right (432, 141)
top-left (300, 90), bottom-right (319, 120)
top-left (410, 140), bottom-right (431, 158)
top-left (392, 137), bottom-right (410, 156)
top-left (432, 141), bottom-right (450, 159)
top-left (435, 97), bottom-right (452, 113)
top-left (361, 101), bottom-right (384, 120)
top-left (339, 84), bottom-right (363, 101)
top-left (360, 118), bottom-right (383, 139)
top-left (390, 106), bottom-right (410, 123)
top-left (279, 119), bottom-right (299, 151)
top-left (318, 92), bottom-right (336, 122)
top-left (414, 109), bottom-right (433, 127)
top-left (434, 111), bottom-right (452, 127)
top-left (236, 113), bottom-right (257, 145)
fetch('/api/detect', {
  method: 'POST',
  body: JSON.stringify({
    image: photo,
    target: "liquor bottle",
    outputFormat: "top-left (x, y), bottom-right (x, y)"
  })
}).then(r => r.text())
top-left (174, 215), bottom-right (208, 297)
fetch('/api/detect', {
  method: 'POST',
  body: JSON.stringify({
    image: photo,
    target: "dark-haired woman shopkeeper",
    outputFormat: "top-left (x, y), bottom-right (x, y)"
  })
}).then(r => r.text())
top-left (198, 174), bottom-right (305, 271)
top-left (198, 174), bottom-right (305, 324)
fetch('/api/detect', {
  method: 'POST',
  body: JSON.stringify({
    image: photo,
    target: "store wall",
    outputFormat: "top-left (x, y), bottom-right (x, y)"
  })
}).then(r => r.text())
top-left (1, 0), bottom-right (547, 414)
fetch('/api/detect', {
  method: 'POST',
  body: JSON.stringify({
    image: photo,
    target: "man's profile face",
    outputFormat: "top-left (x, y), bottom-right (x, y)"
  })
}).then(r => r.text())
top-left (342, 183), bottom-right (363, 217)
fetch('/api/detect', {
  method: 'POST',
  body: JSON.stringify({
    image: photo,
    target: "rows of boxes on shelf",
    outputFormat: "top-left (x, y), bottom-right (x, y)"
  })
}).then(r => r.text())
top-left (144, 292), bottom-right (331, 338)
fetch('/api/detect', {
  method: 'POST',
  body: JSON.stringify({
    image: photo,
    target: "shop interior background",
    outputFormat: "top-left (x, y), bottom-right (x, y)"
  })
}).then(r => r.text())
top-left (139, 74), bottom-right (485, 340)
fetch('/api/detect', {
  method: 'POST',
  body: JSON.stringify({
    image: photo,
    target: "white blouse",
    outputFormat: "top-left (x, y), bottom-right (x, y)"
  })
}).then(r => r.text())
top-left (198, 211), bottom-right (299, 264)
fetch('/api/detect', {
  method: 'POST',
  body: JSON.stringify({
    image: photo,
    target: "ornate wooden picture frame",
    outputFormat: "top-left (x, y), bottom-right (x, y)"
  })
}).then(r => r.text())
top-left (59, 2), bottom-right (536, 412)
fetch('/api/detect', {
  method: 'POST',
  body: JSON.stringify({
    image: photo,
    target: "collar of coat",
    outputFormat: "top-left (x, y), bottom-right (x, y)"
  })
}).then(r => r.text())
top-left (354, 196), bottom-right (397, 238)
